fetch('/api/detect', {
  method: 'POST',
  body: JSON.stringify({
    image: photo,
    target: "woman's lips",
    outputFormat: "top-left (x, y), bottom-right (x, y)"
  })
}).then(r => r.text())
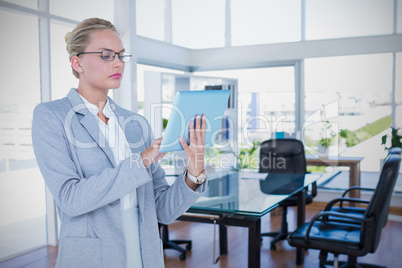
top-left (110, 73), bottom-right (122, 79)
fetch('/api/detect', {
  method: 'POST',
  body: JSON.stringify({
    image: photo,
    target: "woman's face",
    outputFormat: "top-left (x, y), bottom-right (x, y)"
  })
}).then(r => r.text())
top-left (75, 29), bottom-right (125, 92)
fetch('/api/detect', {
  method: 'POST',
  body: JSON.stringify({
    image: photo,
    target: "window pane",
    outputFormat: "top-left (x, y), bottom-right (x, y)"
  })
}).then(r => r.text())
top-left (49, 0), bottom-right (113, 22)
top-left (172, 0), bottom-right (225, 49)
top-left (305, 54), bottom-right (393, 173)
top-left (396, 105), bottom-right (402, 128)
top-left (399, 0), bottom-right (402, 33)
top-left (136, 0), bottom-right (164, 41)
top-left (396, 53), bottom-right (402, 104)
top-left (0, 10), bottom-right (46, 260)
top-left (306, 0), bottom-right (393, 40)
top-left (195, 67), bottom-right (296, 144)
top-left (3, 0), bottom-right (37, 9)
top-left (137, 64), bottom-right (186, 116)
top-left (51, 23), bottom-right (78, 100)
top-left (231, 0), bottom-right (301, 46)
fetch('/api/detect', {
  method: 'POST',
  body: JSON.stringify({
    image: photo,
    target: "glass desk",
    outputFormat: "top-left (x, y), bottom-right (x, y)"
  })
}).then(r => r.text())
top-left (167, 171), bottom-right (324, 268)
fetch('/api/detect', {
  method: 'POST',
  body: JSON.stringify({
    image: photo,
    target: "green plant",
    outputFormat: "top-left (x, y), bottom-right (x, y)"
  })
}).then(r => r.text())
top-left (319, 137), bottom-right (334, 148)
top-left (162, 118), bottom-right (168, 129)
top-left (381, 127), bottom-right (402, 149)
top-left (319, 120), bottom-right (336, 148)
top-left (227, 141), bottom-right (261, 170)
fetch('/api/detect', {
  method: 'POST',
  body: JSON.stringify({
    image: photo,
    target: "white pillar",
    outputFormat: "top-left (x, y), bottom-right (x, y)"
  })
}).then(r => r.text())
top-left (225, 0), bottom-right (231, 47)
top-left (164, 0), bottom-right (172, 43)
top-left (38, 0), bottom-right (59, 247)
top-left (113, 0), bottom-right (139, 112)
top-left (295, 60), bottom-right (305, 140)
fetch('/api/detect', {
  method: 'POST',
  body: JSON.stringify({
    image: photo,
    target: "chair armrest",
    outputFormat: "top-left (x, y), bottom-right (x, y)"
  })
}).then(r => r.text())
top-left (342, 186), bottom-right (375, 198)
top-left (311, 181), bottom-right (317, 197)
top-left (324, 197), bottom-right (370, 211)
top-left (304, 211), bottom-right (372, 242)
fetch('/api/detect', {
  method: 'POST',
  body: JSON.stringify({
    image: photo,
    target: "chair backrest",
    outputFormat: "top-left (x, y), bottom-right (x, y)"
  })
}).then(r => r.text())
top-left (364, 153), bottom-right (401, 252)
top-left (259, 139), bottom-right (307, 174)
top-left (389, 147), bottom-right (402, 155)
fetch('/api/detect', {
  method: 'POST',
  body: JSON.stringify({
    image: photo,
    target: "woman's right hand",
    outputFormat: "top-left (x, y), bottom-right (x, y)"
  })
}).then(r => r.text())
top-left (141, 137), bottom-right (166, 167)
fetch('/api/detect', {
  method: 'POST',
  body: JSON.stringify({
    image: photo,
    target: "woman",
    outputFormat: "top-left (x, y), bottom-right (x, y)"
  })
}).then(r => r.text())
top-left (32, 18), bottom-right (207, 268)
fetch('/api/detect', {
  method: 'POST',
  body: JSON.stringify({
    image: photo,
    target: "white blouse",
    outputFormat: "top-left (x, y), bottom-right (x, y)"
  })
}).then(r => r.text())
top-left (79, 94), bottom-right (143, 268)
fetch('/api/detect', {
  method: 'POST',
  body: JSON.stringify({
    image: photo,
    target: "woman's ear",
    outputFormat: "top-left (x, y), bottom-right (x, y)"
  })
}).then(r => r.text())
top-left (71, 56), bottom-right (82, 73)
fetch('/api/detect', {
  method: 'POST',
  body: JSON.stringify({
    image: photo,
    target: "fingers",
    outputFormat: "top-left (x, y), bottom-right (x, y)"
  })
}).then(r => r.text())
top-left (152, 137), bottom-right (163, 150)
top-left (189, 120), bottom-right (196, 145)
top-left (189, 115), bottom-right (206, 149)
top-left (154, 137), bottom-right (163, 144)
top-left (141, 138), bottom-right (167, 167)
top-left (195, 115), bottom-right (206, 148)
top-left (179, 136), bottom-right (190, 153)
top-left (201, 115), bottom-right (206, 143)
top-left (195, 115), bottom-right (201, 142)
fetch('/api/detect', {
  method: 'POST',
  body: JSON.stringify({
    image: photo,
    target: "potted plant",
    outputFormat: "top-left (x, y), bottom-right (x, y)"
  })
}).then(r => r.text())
top-left (317, 121), bottom-right (336, 158)
top-left (227, 141), bottom-right (261, 171)
top-left (381, 127), bottom-right (402, 150)
top-left (379, 127), bottom-right (401, 169)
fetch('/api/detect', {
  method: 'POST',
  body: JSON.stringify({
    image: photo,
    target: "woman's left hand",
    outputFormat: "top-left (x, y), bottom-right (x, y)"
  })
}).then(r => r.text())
top-left (141, 137), bottom-right (167, 167)
top-left (179, 115), bottom-right (206, 177)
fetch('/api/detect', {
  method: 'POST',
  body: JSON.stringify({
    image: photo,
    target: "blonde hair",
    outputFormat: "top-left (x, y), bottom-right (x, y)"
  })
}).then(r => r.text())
top-left (65, 18), bottom-right (119, 78)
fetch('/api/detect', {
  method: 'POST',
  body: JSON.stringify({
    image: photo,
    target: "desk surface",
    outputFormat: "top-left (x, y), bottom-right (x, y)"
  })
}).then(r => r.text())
top-left (168, 171), bottom-right (322, 217)
top-left (306, 155), bottom-right (364, 165)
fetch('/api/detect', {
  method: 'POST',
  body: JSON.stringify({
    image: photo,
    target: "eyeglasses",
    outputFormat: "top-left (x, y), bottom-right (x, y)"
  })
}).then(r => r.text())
top-left (77, 49), bottom-right (132, 63)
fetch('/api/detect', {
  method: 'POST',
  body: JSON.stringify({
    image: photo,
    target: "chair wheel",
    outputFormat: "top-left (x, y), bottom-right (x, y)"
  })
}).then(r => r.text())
top-left (186, 242), bottom-right (192, 250)
top-left (271, 244), bottom-right (277, 250)
top-left (179, 252), bottom-right (186, 260)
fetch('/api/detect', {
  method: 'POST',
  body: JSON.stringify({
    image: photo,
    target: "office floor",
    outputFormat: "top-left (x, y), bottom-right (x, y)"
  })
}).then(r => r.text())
top-left (1, 206), bottom-right (402, 268)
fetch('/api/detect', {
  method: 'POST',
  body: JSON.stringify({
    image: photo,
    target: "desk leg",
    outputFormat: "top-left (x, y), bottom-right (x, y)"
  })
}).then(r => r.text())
top-left (248, 218), bottom-right (261, 268)
top-left (219, 224), bottom-right (228, 255)
top-left (349, 163), bottom-right (361, 204)
top-left (296, 189), bottom-right (306, 265)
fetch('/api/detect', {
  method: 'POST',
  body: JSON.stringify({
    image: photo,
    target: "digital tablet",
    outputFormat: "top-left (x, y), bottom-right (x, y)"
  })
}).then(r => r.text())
top-left (159, 90), bottom-right (231, 153)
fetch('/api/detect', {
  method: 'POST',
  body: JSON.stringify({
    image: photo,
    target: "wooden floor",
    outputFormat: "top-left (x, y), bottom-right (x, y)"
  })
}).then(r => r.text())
top-left (1, 206), bottom-right (402, 268)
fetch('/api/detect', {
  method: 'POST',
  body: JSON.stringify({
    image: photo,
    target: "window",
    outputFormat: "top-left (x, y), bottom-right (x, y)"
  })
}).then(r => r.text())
top-left (0, 10), bottom-right (46, 260)
top-left (51, 22), bottom-right (78, 100)
top-left (231, 0), bottom-right (301, 46)
top-left (3, 0), bottom-right (37, 9)
top-left (195, 66), bottom-right (296, 145)
top-left (305, 54), bottom-right (393, 172)
top-left (136, 0), bottom-right (164, 41)
top-left (172, 0), bottom-right (225, 49)
top-left (396, 53), bottom-right (402, 128)
top-left (137, 64), bottom-right (186, 116)
top-left (49, 0), bottom-right (113, 22)
top-left (399, 0), bottom-right (402, 33)
top-left (305, 0), bottom-right (393, 40)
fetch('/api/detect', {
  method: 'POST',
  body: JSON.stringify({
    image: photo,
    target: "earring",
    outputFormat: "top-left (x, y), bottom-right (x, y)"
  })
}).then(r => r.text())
top-left (80, 69), bottom-right (83, 73)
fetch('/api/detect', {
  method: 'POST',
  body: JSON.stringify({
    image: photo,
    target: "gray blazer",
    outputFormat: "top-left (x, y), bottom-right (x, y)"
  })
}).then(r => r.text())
top-left (32, 88), bottom-right (206, 268)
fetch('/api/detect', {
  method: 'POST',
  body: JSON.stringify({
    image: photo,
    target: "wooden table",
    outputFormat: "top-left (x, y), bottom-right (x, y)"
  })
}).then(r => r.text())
top-left (306, 156), bottom-right (364, 200)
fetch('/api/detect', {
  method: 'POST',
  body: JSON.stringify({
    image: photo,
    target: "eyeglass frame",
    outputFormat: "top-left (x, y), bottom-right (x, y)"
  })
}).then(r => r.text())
top-left (77, 49), bottom-right (132, 63)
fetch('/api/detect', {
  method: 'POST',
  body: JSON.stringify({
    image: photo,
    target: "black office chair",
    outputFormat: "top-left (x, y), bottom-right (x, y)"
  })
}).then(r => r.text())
top-left (259, 139), bottom-right (316, 250)
top-left (326, 148), bottom-right (401, 226)
top-left (287, 153), bottom-right (401, 268)
top-left (388, 147), bottom-right (402, 155)
top-left (159, 223), bottom-right (192, 260)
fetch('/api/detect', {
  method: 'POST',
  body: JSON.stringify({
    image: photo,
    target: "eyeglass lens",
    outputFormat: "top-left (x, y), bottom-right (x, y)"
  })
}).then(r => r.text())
top-left (101, 50), bottom-right (131, 63)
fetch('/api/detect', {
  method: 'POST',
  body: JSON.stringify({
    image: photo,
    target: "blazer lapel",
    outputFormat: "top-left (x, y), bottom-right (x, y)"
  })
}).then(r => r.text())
top-left (111, 98), bottom-right (147, 215)
top-left (79, 114), bottom-right (116, 166)
top-left (66, 88), bottom-right (116, 166)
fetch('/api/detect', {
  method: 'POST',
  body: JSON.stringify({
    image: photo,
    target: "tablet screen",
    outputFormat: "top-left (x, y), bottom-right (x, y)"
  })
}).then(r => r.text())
top-left (159, 90), bottom-right (231, 153)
